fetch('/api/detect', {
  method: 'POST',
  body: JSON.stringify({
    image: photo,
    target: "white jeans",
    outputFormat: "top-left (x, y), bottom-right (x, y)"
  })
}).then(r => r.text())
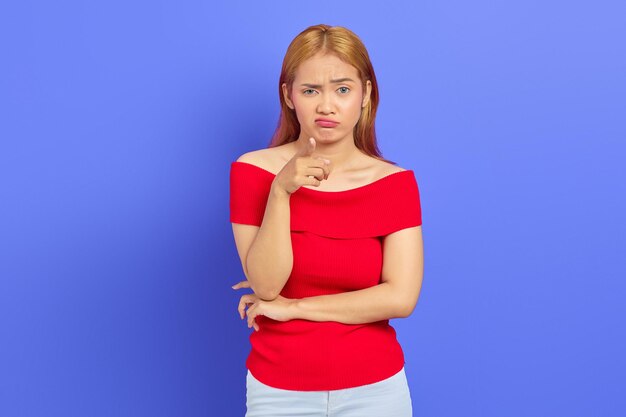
top-left (245, 366), bottom-right (413, 417)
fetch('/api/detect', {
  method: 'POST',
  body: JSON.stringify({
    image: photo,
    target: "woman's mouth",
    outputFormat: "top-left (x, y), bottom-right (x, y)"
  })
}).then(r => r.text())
top-left (315, 119), bottom-right (339, 128)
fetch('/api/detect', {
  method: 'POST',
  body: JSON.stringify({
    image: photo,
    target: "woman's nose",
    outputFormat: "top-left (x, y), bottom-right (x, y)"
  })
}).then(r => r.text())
top-left (316, 94), bottom-right (335, 114)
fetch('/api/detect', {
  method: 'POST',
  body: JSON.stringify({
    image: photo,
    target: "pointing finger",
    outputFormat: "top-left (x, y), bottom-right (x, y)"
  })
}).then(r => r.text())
top-left (297, 137), bottom-right (316, 157)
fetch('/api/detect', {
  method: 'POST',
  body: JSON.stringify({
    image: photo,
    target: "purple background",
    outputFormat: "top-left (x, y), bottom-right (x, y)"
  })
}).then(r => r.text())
top-left (1, 1), bottom-right (625, 416)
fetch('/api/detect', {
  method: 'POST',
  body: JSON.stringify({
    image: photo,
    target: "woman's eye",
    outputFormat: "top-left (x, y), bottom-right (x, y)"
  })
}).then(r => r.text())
top-left (338, 87), bottom-right (350, 94)
top-left (303, 89), bottom-right (316, 95)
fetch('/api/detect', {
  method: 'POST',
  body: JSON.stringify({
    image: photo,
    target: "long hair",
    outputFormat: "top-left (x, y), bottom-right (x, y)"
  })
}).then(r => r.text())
top-left (268, 24), bottom-right (395, 165)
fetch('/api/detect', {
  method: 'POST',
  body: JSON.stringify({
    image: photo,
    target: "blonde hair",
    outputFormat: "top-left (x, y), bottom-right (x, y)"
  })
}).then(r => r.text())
top-left (268, 24), bottom-right (395, 165)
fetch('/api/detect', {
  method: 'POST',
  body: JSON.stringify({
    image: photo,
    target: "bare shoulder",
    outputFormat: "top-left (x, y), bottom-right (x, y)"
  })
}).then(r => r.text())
top-left (371, 159), bottom-right (408, 177)
top-left (235, 149), bottom-right (268, 165)
top-left (235, 145), bottom-right (292, 173)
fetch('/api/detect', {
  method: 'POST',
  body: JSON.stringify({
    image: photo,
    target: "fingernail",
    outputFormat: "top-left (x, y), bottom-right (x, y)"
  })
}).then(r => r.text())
top-left (231, 285), bottom-right (236, 289)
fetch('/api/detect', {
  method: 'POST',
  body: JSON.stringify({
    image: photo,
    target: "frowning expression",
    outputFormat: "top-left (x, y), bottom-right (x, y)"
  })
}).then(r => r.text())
top-left (282, 52), bottom-right (372, 143)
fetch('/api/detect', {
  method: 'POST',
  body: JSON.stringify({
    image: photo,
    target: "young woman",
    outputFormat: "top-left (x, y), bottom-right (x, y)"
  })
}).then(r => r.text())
top-left (230, 23), bottom-right (423, 417)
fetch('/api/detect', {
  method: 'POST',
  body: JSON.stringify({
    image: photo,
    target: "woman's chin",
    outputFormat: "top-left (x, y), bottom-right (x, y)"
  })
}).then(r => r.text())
top-left (314, 128), bottom-right (344, 141)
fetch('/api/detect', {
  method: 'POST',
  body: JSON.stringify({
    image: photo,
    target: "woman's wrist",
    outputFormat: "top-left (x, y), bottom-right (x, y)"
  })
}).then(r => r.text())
top-left (270, 181), bottom-right (291, 200)
top-left (288, 297), bottom-right (301, 320)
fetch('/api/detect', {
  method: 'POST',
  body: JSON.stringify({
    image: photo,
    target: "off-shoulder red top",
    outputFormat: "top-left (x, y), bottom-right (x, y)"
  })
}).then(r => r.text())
top-left (229, 160), bottom-right (422, 391)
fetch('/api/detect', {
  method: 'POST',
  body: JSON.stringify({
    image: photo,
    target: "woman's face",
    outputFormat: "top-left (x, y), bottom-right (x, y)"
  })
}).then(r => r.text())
top-left (282, 52), bottom-right (372, 143)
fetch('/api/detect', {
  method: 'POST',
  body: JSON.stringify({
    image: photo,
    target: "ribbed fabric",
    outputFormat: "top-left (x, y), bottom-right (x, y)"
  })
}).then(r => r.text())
top-left (229, 160), bottom-right (422, 391)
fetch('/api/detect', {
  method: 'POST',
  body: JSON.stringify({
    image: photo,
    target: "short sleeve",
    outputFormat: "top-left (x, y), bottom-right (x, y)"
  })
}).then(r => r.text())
top-left (229, 162), bottom-right (273, 226)
top-left (382, 171), bottom-right (422, 234)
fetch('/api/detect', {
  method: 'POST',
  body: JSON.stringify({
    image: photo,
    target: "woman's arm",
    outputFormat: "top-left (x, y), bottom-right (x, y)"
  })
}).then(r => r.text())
top-left (292, 226), bottom-right (424, 324)
top-left (244, 183), bottom-right (293, 301)
top-left (237, 141), bottom-right (330, 302)
top-left (240, 216), bottom-right (422, 328)
top-left (293, 282), bottom-right (408, 324)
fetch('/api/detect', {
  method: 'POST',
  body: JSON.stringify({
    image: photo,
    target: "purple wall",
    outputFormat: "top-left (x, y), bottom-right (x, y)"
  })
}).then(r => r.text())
top-left (1, 1), bottom-right (625, 416)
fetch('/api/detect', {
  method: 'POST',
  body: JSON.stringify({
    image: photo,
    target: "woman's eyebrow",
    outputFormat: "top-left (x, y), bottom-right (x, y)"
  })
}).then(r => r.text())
top-left (300, 78), bottom-right (355, 88)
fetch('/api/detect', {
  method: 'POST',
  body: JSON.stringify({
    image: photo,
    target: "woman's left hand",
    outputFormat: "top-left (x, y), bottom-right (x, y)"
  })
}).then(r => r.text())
top-left (232, 280), bottom-right (297, 331)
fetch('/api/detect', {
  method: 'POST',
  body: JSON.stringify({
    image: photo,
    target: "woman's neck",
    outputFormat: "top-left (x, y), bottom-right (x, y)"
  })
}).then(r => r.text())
top-left (291, 135), bottom-right (364, 173)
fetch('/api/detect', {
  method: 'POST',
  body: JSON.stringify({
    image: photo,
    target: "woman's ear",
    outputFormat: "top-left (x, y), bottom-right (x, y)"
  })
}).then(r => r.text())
top-left (362, 80), bottom-right (372, 108)
top-left (282, 83), bottom-right (294, 109)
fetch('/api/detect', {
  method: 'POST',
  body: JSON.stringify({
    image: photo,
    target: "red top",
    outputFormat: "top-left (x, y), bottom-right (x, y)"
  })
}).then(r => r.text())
top-left (229, 160), bottom-right (423, 391)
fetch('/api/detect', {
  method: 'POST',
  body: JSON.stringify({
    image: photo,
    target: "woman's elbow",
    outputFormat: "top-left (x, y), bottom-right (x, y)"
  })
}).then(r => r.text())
top-left (252, 284), bottom-right (279, 301)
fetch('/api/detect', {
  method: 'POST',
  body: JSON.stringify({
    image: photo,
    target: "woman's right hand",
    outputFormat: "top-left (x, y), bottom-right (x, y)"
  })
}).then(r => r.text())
top-left (273, 137), bottom-right (332, 195)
